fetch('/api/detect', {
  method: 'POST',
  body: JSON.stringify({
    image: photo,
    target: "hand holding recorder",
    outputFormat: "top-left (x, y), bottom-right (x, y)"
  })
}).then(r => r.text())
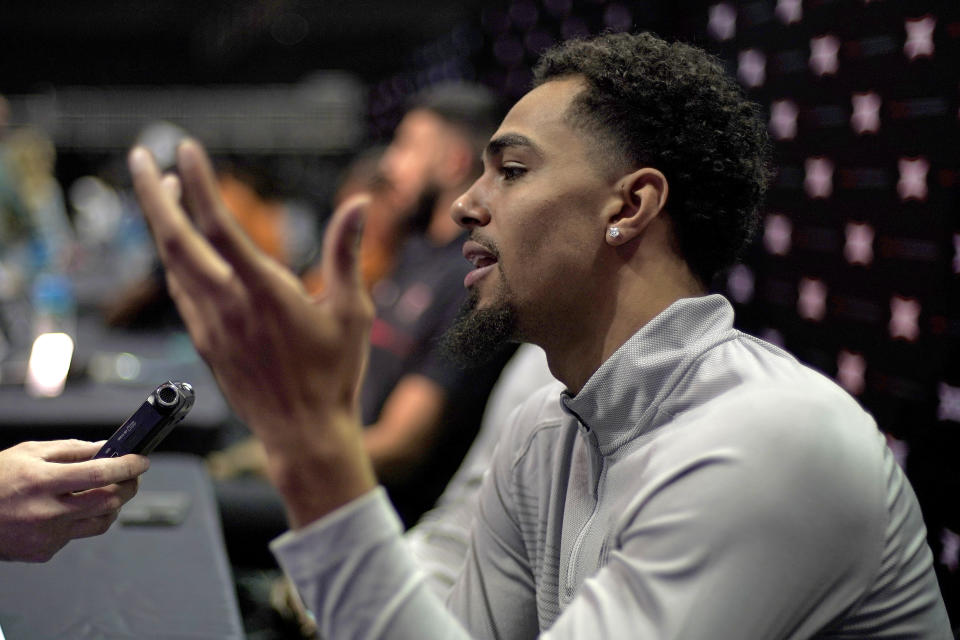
top-left (0, 440), bottom-right (149, 562)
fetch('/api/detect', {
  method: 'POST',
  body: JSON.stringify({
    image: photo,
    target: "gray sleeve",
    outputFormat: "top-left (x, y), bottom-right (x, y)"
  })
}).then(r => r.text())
top-left (270, 423), bottom-right (542, 640)
top-left (271, 488), bottom-right (474, 640)
top-left (406, 345), bottom-right (555, 598)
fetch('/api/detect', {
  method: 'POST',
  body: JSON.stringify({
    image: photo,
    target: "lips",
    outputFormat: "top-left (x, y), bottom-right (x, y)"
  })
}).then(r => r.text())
top-left (462, 239), bottom-right (498, 289)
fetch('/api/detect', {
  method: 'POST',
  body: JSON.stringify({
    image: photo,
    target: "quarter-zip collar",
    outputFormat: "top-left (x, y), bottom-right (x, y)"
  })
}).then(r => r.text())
top-left (559, 294), bottom-right (736, 456)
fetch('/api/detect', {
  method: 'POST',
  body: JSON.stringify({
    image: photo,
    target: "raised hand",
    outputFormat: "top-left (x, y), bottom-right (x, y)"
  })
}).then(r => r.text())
top-left (128, 140), bottom-right (376, 527)
top-left (0, 440), bottom-right (148, 562)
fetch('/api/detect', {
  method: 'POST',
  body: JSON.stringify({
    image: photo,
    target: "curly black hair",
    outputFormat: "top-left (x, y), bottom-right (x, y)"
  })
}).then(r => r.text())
top-left (533, 32), bottom-right (772, 285)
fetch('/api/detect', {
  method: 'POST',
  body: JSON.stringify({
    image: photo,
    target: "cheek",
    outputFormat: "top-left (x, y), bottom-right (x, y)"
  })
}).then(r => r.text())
top-left (506, 209), bottom-right (592, 294)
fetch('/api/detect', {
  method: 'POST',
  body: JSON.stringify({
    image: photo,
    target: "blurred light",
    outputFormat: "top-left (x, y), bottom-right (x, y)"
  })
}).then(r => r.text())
top-left (69, 176), bottom-right (123, 244)
top-left (897, 157), bottom-right (929, 201)
top-left (136, 121), bottom-right (189, 172)
top-left (708, 3), bottom-right (736, 41)
top-left (737, 49), bottom-right (766, 88)
top-left (850, 91), bottom-right (882, 134)
top-left (904, 16), bottom-right (936, 61)
top-left (889, 295), bottom-right (921, 341)
top-left (769, 99), bottom-right (799, 140)
top-left (727, 264), bottom-right (755, 304)
top-left (885, 433), bottom-right (909, 469)
top-left (941, 529), bottom-right (959, 572)
top-left (844, 222), bottom-right (875, 266)
top-left (836, 350), bottom-right (866, 395)
top-left (798, 277), bottom-right (828, 322)
top-left (764, 213), bottom-right (793, 256)
top-left (804, 156), bottom-right (834, 199)
top-left (809, 35), bottom-right (840, 77)
top-left (937, 383), bottom-right (960, 422)
top-left (116, 352), bottom-right (142, 381)
top-left (26, 333), bottom-right (74, 398)
top-left (775, 0), bottom-right (802, 24)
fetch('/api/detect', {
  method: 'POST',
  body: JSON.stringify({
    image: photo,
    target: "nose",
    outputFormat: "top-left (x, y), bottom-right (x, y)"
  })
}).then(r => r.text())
top-left (451, 183), bottom-right (490, 230)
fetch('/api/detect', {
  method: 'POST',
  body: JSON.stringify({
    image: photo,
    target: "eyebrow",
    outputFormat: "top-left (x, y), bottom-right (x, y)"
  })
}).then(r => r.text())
top-left (484, 133), bottom-right (544, 160)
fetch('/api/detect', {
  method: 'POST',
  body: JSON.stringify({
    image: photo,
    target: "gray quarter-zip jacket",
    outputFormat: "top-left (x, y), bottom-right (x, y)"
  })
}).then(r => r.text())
top-left (272, 295), bottom-right (951, 639)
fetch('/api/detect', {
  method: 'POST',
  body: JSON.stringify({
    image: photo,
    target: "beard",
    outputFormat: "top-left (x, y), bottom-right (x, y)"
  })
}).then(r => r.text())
top-left (440, 287), bottom-right (519, 369)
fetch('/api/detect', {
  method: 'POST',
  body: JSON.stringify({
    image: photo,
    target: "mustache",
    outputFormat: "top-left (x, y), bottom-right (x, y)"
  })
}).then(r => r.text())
top-left (468, 232), bottom-right (501, 260)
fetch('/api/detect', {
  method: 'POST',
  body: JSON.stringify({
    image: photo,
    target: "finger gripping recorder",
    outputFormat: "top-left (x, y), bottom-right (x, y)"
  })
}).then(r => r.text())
top-left (94, 381), bottom-right (195, 458)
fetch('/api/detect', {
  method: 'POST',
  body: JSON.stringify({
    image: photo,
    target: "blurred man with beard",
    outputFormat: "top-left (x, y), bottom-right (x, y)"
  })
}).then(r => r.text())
top-left (213, 83), bottom-right (513, 531)
top-left (356, 82), bottom-right (514, 525)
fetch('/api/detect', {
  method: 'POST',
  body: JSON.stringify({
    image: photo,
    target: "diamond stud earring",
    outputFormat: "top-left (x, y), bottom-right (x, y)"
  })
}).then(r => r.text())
top-left (608, 227), bottom-right (621, 240)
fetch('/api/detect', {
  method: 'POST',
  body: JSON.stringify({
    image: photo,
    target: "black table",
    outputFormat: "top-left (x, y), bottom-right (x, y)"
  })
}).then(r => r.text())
top-left (0, 454), bottom-right (245, 639)
top-left (0, 377), bottom-right (228, 453)
top-left (0, 319), bottom-right (232, 454)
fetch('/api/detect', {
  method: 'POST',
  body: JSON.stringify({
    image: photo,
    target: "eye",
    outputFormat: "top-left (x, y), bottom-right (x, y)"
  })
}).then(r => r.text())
top-left (501, 163), bottom-right (527, 181)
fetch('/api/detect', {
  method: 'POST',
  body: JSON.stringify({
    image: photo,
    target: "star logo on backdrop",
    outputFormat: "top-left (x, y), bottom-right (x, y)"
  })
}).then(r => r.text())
top-left (810, 34), bottom-right (840, 77)
top-left (770, 99), bottom-right (799, 140)
top-left (889, 295), bottom-right (921, 341)
top-left (836, 350), bottom-right (866, 396)
top-left (726, 264), bottom-right (755, 304)
top-left (798, 277), bottom-right (828, 321)
top-left (844, 222), bottom-right (875, 266)
top-left (938, 383), bottom-right (960, 423)
top-left (897, 157), bottom-right (929, 201)
top-left (850, 91), bottom-right (881, 134)
top-left (904, 15), bottom-right (936, 61)
top-left (708, 3), bottom-right (736, 41)
top-left (775, 0), bottom-right (802, 25)
top-left (764, 213), bottom-right (793, 255)
top-left (885, 434), bottom-right (909, 470)
top-left (804, 157), bottom-right (834, 199)
top-left (941, 529), bottom-right (960, 573)
top-left (738, 49), bottom-right (766, 88)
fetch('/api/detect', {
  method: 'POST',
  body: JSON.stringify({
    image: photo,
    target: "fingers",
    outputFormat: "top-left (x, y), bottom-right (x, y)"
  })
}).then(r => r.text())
top-left (63, 477), bottom-right (139, 518)
top-left (161, 173), bottom-right (182, 202)
top-left (69, 512), bottom-right (119, 539)
top-left (321, 194), bottom-right (370, 311)
top-left (49, 454), bottom-right (150, 494)
top-left (175, 139), bottom-right (267, 285)
top-left (128, 146), bottom-right (231, 297)
top-left (30, 439), bottom-right (102, 462)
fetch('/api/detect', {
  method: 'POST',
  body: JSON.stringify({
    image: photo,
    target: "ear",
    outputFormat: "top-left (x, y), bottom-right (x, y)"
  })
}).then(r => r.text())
top-left (605, 167), bottom-right (669, 246)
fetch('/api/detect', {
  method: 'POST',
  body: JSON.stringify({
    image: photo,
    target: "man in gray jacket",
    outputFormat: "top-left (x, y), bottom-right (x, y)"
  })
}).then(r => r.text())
top-left (128, 32), bottom-right (951, 638)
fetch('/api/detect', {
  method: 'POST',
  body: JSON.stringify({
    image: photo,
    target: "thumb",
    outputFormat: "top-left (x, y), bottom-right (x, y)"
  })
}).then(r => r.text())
top-left (321, 194), bottom-right (370, 304)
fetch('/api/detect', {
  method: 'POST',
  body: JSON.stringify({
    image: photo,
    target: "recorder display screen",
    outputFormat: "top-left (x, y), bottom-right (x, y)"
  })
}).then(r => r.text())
top-left (98, 401), bottom-right (165, 457)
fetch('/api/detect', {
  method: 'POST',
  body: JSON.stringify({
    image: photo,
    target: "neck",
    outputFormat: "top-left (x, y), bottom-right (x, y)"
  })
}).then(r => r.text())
top-left (538, 229), bottom-right (705, 395)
